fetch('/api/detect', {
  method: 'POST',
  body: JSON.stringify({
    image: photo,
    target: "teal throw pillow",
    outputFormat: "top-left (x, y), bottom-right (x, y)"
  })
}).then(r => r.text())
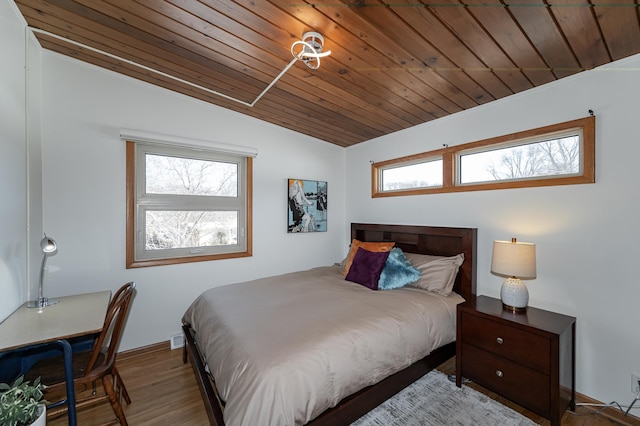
top-left (378, 248), bottom-right (421, 290)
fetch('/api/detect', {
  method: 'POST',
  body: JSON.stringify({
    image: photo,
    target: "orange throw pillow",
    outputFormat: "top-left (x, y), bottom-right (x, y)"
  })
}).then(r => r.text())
top-left (343, 239), bottom-right (395, 276)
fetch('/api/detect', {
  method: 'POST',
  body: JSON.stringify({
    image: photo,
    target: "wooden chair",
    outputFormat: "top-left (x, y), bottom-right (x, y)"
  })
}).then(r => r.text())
top-left (25, 282), bottom-right (136, 425)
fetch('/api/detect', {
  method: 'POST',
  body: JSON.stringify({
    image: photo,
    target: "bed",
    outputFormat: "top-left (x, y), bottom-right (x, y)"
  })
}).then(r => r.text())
top-left (182, 223), bottom-right (477, 426)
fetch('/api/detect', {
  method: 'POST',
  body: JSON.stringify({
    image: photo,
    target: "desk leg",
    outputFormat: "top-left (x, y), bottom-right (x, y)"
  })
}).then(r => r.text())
top-left (17, 340), bottom-right (77, 425)
top-left (55, 340), bottom-right (77, 426)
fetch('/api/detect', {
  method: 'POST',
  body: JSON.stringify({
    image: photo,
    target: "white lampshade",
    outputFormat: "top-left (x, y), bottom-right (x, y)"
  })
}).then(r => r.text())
top-left (491, 239), bottom-right (536, 278)
top-left (491, 238), bottom-right (536, 313)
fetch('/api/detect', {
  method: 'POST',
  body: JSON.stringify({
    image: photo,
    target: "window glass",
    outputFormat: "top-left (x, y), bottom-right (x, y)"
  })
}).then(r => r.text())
top-left (145, 154), bottom-right (238, 197)
top-left (459, 134), bottom-right (580, 184)
top-left (145, 211), bottom-right (238, 251)
top-left (381, 159), bottom-right (443, 191)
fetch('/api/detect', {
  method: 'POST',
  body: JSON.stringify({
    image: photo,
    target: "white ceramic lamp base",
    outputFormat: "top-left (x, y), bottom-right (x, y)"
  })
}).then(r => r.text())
top-left (500, 277), bottom-right (529, 313)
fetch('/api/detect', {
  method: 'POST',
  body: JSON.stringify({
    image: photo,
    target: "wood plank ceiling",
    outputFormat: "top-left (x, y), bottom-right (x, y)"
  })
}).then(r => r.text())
top-left (14, 1), bottom-right (640, 147)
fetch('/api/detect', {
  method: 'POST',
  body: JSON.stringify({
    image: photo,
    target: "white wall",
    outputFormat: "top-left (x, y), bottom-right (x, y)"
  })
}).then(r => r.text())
top-left (0, 0), bottom-right (25, 320)
top-left (25, 14), bottom-right (44, 306)
top-left (39, 52), bottom-right (346, 352)
top-left (345, 55), bottom-right (640, 408)
top-left (1, 0), bottom-right (45, 322)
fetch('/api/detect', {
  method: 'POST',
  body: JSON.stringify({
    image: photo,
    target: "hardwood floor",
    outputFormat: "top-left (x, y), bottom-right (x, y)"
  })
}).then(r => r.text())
top-left (47, 344), bottom-right (209, 426)
top-left (47, 344), bottom-right (639, 426)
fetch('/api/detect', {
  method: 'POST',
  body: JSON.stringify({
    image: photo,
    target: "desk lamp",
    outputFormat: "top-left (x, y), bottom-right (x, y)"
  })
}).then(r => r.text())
top-left (27, 234), bottom-right (60, 308)
top-left (491, 238), bottom-right (536, 313)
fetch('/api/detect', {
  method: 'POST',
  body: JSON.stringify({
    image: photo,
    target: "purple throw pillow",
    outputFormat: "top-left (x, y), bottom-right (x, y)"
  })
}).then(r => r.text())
top-left (345, 247), bottom-right (391, 290)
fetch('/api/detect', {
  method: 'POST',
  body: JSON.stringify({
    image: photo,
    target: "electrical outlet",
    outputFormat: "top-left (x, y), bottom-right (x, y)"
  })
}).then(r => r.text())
top-left (632, 373), bottom-right (640, 394)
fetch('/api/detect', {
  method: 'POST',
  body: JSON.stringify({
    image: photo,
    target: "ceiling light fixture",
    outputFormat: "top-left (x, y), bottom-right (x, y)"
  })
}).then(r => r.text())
top-left (290, 32), bottom-right (332, 70)
top-left (244, 31), bottom-right (331, 106)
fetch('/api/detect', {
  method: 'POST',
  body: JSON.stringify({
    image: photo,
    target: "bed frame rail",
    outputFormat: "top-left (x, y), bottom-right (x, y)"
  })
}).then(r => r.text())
top-left (183, 323), bottom-right (224, 426)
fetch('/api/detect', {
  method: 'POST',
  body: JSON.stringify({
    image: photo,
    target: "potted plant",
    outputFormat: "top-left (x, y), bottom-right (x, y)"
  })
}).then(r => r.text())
top-left (0, 376), bottom-right (46, 426)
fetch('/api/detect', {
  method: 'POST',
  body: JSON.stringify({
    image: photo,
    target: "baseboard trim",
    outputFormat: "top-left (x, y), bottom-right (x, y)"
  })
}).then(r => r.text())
top-left (118, 340), bottom-right (171, 360)
top-left (574, 392), bottom-right (640, 426)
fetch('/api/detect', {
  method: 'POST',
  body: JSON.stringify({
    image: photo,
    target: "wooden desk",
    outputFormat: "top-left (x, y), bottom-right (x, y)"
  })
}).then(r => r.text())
top-left (0, 291), bottom-right (111, 426)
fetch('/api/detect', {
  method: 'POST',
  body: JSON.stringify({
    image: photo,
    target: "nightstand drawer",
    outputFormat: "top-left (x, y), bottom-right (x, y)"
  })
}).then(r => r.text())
top-left (461, 343), bottom-right (550, 415)
top-left (460, 312), bottom-right (550, 373)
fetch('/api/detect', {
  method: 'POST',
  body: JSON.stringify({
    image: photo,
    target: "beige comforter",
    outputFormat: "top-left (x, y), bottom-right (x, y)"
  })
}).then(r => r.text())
top-left (182, 264), bottom-right (463, 426)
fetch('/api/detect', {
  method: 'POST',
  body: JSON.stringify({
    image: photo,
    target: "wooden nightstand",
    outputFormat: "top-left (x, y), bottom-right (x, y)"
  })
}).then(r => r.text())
top-left (456, 296), bottom-right (576, 426)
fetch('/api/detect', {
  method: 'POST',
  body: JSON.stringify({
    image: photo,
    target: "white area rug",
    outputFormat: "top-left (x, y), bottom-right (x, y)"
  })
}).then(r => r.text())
top-left (351, 370), bottom-right (538, 426)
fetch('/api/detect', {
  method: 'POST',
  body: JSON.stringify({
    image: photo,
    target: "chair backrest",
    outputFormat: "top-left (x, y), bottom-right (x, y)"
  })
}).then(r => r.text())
top-left (84, 282), bottom-right (136, 377)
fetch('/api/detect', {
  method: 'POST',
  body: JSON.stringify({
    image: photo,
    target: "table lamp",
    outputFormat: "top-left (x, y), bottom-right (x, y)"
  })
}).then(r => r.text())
top-left (491, 238), bottom-right (536, 313)
top-left (27, 234), bottom-right (60, 308)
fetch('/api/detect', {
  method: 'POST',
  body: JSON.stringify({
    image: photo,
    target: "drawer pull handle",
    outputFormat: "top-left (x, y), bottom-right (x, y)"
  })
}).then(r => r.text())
top-left (496, 337), bottom-right (504, 344)
top-left (496, 370), bottom-right (504, 378)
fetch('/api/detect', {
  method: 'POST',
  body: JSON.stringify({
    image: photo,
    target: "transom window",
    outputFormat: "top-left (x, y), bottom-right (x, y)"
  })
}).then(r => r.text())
top-left (380, 158), bottom-right (443, 191)
top-left (126, 141), bottom-right (253, 268)
top-left (372, 116), bottom-right (594, 197)
top-left (457, 131), bottom-right (581, 185)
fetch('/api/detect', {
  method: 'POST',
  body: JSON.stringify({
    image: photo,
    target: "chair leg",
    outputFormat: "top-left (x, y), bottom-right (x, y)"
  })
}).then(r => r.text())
top-left (102, 375), bottom-right (128, 426)
top-left (112, 366), bottom-right (131, 405)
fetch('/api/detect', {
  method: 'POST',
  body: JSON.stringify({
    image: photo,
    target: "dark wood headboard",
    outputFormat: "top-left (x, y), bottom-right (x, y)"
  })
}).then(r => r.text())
top-left (351, 223), bottom-right (477, 301)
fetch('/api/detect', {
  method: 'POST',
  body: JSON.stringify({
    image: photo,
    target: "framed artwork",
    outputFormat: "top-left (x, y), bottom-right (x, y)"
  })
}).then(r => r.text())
top-left (287, 178), bottom-right (327, 233)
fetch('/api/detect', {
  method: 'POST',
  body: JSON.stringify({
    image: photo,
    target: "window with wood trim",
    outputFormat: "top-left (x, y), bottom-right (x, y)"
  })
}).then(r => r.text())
top-left (372, 116), bottom-right (595, 197)
top-left (126, 141), bottom-right (252, 268)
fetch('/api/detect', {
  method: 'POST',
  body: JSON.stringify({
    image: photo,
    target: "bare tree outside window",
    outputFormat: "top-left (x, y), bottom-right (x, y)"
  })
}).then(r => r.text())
top-left (146, 154), bottom-right (237, 196)
top-left (381, 159), bottom-right (443, 191)
top-left (460, 136), bottom-right (580, 184)
top-left (145, 211), bottom-right (238, 250)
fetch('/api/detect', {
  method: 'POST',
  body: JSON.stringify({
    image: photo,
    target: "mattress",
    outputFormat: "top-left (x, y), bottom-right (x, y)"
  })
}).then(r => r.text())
top-left (182, 264), bottom-right (463, 426)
